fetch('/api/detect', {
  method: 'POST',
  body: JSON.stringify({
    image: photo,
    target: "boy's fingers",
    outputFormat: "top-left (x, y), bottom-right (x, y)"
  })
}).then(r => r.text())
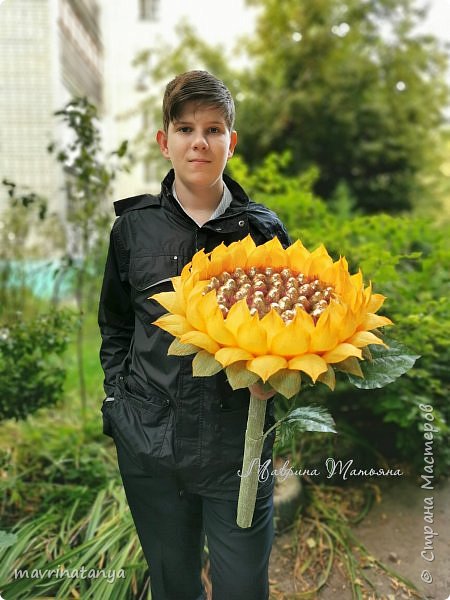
top-left (248, 383), bottom-right (276, 400)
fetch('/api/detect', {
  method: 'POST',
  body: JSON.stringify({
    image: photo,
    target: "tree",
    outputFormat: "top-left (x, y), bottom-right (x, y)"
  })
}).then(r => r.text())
top-left (235, 0), bottom-right (449, 212)
top-left (49, 98), bottom-right (128, 421)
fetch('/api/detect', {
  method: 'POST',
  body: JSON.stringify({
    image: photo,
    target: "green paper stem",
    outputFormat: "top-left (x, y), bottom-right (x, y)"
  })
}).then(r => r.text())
top-left (236, 393), bottom-right (267, 528)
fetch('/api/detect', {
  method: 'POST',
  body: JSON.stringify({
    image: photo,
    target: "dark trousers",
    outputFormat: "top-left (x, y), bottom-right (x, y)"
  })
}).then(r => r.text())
top-left (114, 432), bottom-right (274, 600)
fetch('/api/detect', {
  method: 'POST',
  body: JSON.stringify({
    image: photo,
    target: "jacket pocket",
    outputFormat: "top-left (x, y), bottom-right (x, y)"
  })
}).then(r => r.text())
top-left (129, 254), bottom-right (184, 329)
top-left (214, 394), bottom-right (276, 468)
top-left (104, 377), bottom-right (174, 468)
top-left (101, 397), bottom-right (115, 437)
top-left (214, 405), bottom-right (248, 467)
top-left (129, 254), bottom-right (181, 292)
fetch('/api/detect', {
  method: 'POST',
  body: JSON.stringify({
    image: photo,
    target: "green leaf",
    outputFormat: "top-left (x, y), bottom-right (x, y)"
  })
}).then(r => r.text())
top-left (282, 406), bottom-right (337, 433)
top-left (347, 338), bottom-right (419, 389)
top-left (0, 530), bottom-right (18, 550)
top-left (334, 357), bottom-right (364, 378)
top-left (192, 350), bottom-right (223, 377)
top-left (226, 362), bottom-right (260, 389)
top-left (268, 369), bottom-right (301, 398)
top-left (317, 364), bottom-right (336, 390)
top-left (167, 338), bottom-right (198, 356)
top-left (276, 406), bottom-right (336, 446)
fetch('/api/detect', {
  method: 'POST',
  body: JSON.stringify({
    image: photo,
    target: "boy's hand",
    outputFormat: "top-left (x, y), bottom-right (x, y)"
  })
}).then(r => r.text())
top-left (248, 382), bottom-right (276, 401)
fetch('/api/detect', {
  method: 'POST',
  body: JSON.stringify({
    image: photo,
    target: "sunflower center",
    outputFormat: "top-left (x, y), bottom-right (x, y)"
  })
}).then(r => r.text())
top-left (202, 266), bottom-right (334, 324)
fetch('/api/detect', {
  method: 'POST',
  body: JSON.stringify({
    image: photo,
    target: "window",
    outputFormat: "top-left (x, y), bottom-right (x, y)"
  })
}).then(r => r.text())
top-left (139, 0), bottom-right (159, 21)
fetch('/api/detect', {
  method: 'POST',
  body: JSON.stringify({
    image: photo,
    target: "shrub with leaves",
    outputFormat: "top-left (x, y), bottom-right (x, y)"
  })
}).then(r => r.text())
top-left (229, 156), bottom-right (450, 475)
top-left (0, 311), bottom-right (74, 421)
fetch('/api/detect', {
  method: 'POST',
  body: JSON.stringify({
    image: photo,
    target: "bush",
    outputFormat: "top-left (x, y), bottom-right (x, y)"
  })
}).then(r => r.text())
top-left (290, 213), bottom-right (449, 476)
top-left (0, 311), bottom-right (74, 421)
top-left (230, 155), bottom-right (450, 475)
top-left (0, 412), bottom-right (119, 525)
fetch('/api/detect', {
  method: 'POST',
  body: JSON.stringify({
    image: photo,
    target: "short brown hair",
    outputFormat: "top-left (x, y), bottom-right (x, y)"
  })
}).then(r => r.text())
top-left (162, 70), bottom-right (235, 132)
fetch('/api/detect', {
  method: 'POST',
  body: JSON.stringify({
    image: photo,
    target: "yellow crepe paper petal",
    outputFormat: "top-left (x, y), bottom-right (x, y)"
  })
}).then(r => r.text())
top-left (270, 314), bottom-right (310, 356)
top-left (286, 240), bottom-right (309, 272)
top-left (260, 236), bottom-right (287, 269)
top-left (322, 343), bottom-right (362, 363)
top-left (224, 299), bottom-right (252, 339)
top-left (171, 276), bottom-right (187, 314)
top-left (288, 354), bottom-right (328, 382)
top-left (347, 330), bottom-right (387, 348)
top-left (152, 313), bottom-right (192, 337)
top-left (150, 291), bottom-right (181, 314)
top-left (247, 355), bottom-right (288, 382)
top-left (260, 308), bottom-right (286, 348)
top-left (368, 293), bottom-right (386, 313)
top-left (306, 244), bottom-right (333, 277)
top-left (309, 312), bottom-right (339, 353)
top-left (185, 281), bottom-right (210, 331)
top-left (191, 250), bottom-right (210, 280)
top-left (359, 313), bottom-right (393, 331)
top-left (215, 347), bottom-right (254, 367)
top-left (198, 290), bottom-right (237, 346)
top-left (236, 314), bottom-right (268, 355)
top-left (245, 243), bottom-right (270, 269)
top-left (179, 331), bottom-right (220, 355)
top-left (206, 310), bottom-right (237, 346)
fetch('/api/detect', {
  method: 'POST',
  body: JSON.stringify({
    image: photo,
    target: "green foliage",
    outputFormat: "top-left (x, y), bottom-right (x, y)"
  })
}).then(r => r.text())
top-left (298, 211), bottom-right (449, 474)
top-left (235, 154), bottom-right (449, 474)
top-left (270, 404), bottom-right (336, 449)
top-left (347, 339), bottom-right (419, 389)
top-left (49, 97), bottom-right (128, 420)
top-left (228, 152), bottom-right (329, 233)
top-left (0, 312), bottom-right (74, 421)
top-left (0, 483), bottom-right (149, 599)
top-left (0, 417), bottom-right (118, 526)
top-left (0, 531), bottom-right (17, 550)
top-left (0, 180), bottom-right (66, 320)
top-left (239, 0), bottom-right (449, 212)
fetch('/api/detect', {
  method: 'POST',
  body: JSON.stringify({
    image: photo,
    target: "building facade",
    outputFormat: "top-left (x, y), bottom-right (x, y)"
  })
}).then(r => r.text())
top-left (99, 0), bottom-right (161, 199)
top-left (0, 0), bottom-right (103, 216)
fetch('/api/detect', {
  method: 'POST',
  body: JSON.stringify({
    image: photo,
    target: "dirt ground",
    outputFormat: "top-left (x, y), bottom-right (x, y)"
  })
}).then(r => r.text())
top-left (269, 477), bottom-right (449, 599)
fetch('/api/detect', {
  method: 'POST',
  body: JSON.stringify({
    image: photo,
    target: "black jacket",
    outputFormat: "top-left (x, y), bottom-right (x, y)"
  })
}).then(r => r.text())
top-left (98, 170), bottom-right (290, 499)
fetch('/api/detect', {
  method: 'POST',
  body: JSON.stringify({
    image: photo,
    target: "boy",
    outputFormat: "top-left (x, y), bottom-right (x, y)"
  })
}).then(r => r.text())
top-left (98, 70), bottom-right (290, 600)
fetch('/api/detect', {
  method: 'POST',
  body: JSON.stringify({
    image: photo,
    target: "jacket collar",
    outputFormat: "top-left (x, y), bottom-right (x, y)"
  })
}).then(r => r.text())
top-left (160, 169), bottom-right (250, 211)
top-left (114, 169), bottom-right (250, 220)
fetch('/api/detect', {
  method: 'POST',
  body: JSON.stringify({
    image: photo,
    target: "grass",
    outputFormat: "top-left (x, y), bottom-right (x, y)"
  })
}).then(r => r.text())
top-left (63, 310), bottom-right (105, 406)
top-left (0, 483), bottom-right (151, 599)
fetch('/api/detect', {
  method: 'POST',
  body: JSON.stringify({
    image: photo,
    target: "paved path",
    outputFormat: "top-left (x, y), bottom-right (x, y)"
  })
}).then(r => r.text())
top-left (269, 477), bottom-right (449, 599)
top-left (320, 478), bottom-right (449, 599)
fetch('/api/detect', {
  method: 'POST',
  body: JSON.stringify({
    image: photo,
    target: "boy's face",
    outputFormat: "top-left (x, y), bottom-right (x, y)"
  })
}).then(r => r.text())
top-left (156, 101), bottom-right (237, 194)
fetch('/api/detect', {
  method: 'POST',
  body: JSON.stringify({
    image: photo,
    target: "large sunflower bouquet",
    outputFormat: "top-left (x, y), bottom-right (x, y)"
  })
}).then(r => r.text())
top-left (151, 235), bottom-right (417, 527)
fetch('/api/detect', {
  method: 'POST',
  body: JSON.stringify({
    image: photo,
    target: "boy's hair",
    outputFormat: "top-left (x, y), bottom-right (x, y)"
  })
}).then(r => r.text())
top-left (162, 70), bottom-right (235, 132)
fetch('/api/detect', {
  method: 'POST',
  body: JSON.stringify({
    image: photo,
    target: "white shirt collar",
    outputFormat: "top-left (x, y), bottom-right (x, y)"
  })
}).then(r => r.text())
top-left (171, 181), bottom-right (233, 227)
